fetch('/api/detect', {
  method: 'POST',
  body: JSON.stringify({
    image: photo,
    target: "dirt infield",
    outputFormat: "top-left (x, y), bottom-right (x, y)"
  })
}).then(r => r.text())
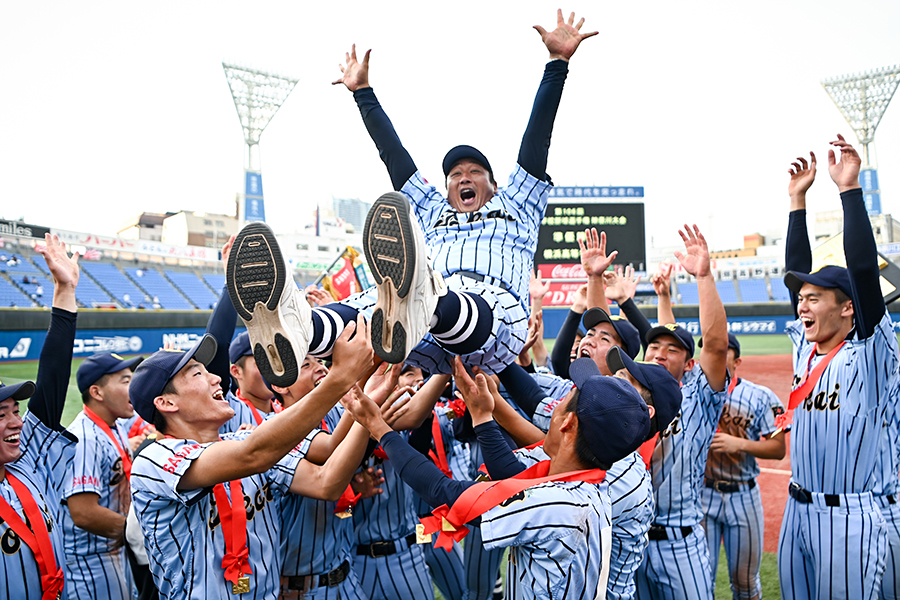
top-left (737, 354), bottom-right (794, 553)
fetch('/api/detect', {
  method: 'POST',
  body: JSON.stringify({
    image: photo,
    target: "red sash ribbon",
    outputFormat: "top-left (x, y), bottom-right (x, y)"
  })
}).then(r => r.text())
top-left (0, 472), bottom-right (65, 599)
top-left (128, 416), bottom-right (152, 439)
top-left (84, 406), bottom-right (132, 481)
top-left (213, 480), bottom-right (253, 587)
top-left (775, 341), bottom-right (846, 432)
top-left (333, 485), bottom-right (361, 515)
top-left (638, 433), bottom-right (659, 470)
top-left (727, 376), bottom-right (738, 396)
top-left (236, 390), bottom-right (281, 426)
top-left (419, 460), bottom-right (606, 551)
top-left (429, 409), bottom-right (453, 478)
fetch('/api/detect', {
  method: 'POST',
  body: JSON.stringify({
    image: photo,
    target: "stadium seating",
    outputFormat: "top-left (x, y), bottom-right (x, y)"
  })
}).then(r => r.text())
top-left (716, 280), bottom-right (740, 304)
top-left (203, 274), bottom-right (226, 294)
top-left (166, 270), bottom-right (219, 310)
top-left (32, 255), bottom-right (115, 308)
top-left (0, 256), bottom-right (40, 275)
top-left (738, 278), bottom-right (771, 303)
top-left (676, 281), bottom-right (699, 304)
top-left (125, 268), bottom-right (195, 310)
top-left (770, 277), bottom-right (791, 302)
top-left (80, 262), bottom-right (149, 308)
top-left (0, 277), bottom-right (35, 307)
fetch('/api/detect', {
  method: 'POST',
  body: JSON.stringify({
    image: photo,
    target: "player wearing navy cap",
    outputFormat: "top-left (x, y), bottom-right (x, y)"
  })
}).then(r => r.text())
top-left (633, 225), bottom-right (729, 600)
top-left (62, 352), bottom-right (143, 600)
top-left (129, 316), bottom-right (383, 600)
top-left (776, 137), bottom-right (899, 600)
top-left (699, 333), bottom-right (785, 600)
top-left (0, 234), bottom-right (81, 599)
top-left (342, 353), bottom-right (651, 600)
top-left (220, 331), bottom-right (284, 433)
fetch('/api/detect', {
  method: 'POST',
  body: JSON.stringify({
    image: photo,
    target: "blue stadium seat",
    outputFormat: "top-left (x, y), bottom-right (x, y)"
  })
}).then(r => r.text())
top-left (203, 274), bottom-right (226, 294)
top-left (80, 263), bottom-right (149, 308)
top-left (125, 269), bottom-right (195, 310)
top-left (166, 271), bottom-right (219, 310)
top-left (716, 280), bottom-right (739, 304)
top-left (676, 281), bottom-right (699, 304)
top-left (738, 279), bottom-right (770, 303)
top-left (0, 277), bottom-right (36, 308)
top-left (0, 256), bottom-right (40, 275)
top-left (770, 277), bottom-right (791, 302)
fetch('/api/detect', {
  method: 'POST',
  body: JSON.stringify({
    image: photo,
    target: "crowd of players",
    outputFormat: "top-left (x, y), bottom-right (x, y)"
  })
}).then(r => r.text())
top-left (2, 8), bottom-right (899, 600)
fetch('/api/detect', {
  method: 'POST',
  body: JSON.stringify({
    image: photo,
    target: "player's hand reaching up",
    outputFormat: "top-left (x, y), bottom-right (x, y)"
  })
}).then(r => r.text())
top-left (331, 315), bottom-right (375, 388)
top-left (332, 44), bottom-right (371, 92)
top-left (529, 271), bottom-right (551, 304)
top-left (788, 152), bottom-right (816, 200)
top-left (652, 263), bottom-right (673, 298)
top-left (37, 233), bottom-right (79, 312)
top-left (828, 134), bottom-right (862, 193)
top-left (341, 383), bottom-right (391, 441)
top-left (674, 225), bottom-right (711, 279)
top-left (452, 357), bottom-right (494, 426)
top-left (579, 228), bottom-right (617, 278)
top-left (604, 265), bottom-right (639, 303)
top-left (534, 9), bottom-right (598, 62)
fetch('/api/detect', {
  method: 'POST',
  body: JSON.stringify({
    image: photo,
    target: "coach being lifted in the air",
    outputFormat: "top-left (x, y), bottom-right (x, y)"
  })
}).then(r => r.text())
top-left (226, 9), bottom-right (597, 392)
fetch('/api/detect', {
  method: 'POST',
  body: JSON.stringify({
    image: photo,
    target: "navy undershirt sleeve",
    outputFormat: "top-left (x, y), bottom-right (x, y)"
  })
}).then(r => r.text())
top-left (619, 298), bottom-right (653, 353)
top-left (380, 431), bottom-right (477, 512)
top-left (497, 362), bottom-right (549, 420)
top-left (474, 421), bottom-right (527, 479)
top-left (784, 209), bottom-right (812, 317)
top-left (28, 307), bottom-right (77, 437)
top-left (205, 287), bottom-right (238, 391)
top-left (842, 188), bottom-right (884, 338)
top-left (550, 309), bottom-right (583, 379)
top-left (517, 60), bottom-right (569, 181)
top-left (353, 88), bottom-right (418, 190)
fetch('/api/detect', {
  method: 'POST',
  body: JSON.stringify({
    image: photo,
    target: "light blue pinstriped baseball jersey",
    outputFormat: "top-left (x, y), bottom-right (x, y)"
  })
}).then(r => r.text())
top-left (131, 432), bottom-right (303, 600)
top-left (705, 379), bottom-right (783, 483)
top-left (219, 390), bottom-right (279, 434)
top-left (61, 411), bottom-right (131, 556)
top-left (0, 413), bottom-right (75, 599)
top-left (401, 164), bottom-right (551, 305)
top-left (875, 380), bottom-right (900, 497)
top-left (786, 312), bottom-right (899, 494)
top-left (481, 444), bottom-right (610, 600)
top-left (353, 439), bottom-right (418, 546)
top-left (652, 367), bottom-right (727, 528)
top-left (527, 372), bottom-right (576, 433)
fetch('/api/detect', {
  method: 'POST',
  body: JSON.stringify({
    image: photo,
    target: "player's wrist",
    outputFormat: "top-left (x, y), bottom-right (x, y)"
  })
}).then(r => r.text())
top-left (837, 183), bottom-right (861, 194)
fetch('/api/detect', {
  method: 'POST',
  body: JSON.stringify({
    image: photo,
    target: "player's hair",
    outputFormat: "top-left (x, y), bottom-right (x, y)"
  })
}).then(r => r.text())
top-left (151, 377), bottom-right (178, 434)
top-left (234, 355), bottom-right (249, 369)
top-left (832, 287), bottom-right (851, 306)
top-left (636, 386), bottom-right (660, 438)
top-left (565, 389), bottom-right (611, 471)
top-left (80, 372), bottom-right (112, 404)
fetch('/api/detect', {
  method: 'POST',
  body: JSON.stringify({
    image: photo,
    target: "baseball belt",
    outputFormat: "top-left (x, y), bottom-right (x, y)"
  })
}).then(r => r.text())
top-left (704, 478), bottom-right (757, 494)
top-left (788, 482), bottom-right (840, 507)
top-left (285, 559), bottom-right (350, 591)
top-left (647, 524), bottom-right (693, 541)
top-left (356, 533), bottom-right (418, 558)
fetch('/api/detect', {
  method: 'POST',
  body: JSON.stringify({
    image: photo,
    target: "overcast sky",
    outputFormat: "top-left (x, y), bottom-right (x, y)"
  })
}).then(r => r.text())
top-left (1, 1), bottom-right (898, 253)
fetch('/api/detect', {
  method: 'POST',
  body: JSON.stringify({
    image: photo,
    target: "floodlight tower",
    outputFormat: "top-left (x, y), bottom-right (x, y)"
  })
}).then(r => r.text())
top-left (223, 62), bottom-right (299, 224)
top-left (822, 64), bottom-right (900, 215)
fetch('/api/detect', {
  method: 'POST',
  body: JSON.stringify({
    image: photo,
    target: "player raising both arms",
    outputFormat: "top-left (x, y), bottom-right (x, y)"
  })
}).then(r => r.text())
top-left (777, 136), bottom-right (899, 600)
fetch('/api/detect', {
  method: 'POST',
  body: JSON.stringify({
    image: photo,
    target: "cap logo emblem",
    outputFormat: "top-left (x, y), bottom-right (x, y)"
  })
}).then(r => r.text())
top-left (111, 353), bottom-right (124, 360)
top-left (664, 324), bottom-right (678, 331)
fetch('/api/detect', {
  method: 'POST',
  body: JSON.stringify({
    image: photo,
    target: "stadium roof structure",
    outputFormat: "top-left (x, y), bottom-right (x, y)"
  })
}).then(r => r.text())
top-left (822, 64), bottom-right (900, 167)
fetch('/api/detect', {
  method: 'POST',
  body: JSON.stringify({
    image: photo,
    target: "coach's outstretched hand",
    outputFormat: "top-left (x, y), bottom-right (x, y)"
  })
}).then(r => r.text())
top-left (37, 233), bottom-right (79, 313)
top-left (674, 225), bottom-right (711, 279)
top-left (828, 134), bottom-right (862, 193)
top-left (534, 9), bottom-right (598, 62)
top-left (333, 44), bottom-right (371, 92)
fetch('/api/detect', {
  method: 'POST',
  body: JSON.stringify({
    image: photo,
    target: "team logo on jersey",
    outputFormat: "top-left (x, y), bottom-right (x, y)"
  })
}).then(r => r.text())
top-left (433, 208), bottom-right (517, 228)
top-left (772, 405), bottom-right (785, 420)
top-left (719, 405), bottom-right (753, 431)
top-left (499, 491), bottom-right (527, 507)
top-left (801, 382), bottom-right (840, 412)
top-left (660, 411), bottom-right (683, 438)
top-left (1, 505), bottom-right (52, 555)
top-left (110, 457), bottom-right (125, 486)
top-left (208, 481), bottom-right (275, 530)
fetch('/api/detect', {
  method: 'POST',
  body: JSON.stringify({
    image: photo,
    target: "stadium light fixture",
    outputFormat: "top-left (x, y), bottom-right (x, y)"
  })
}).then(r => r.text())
top-left (222, 62), bottom-right (300, 224)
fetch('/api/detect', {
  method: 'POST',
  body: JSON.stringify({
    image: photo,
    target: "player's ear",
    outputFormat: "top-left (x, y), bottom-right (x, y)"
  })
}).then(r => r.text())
top-left (647, 405), bottom-right (656, 420)
top-left (733, 357), bottom-right (742, 369)
top-left (841, 299), bottom-right (854, 318)
top-left (684, 358), bottom-right (696, 374)
top-left (558, 410), bottom-right (577, 433)
top-left (89, 384), bottom-right (103, 403)
top-left (230, 363), bottom-right (242, 379)
top-left (154, 395), bottom-right (177, 415)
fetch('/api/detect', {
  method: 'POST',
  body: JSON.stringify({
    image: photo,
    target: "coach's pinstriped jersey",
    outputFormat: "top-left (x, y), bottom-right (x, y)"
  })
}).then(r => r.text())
top-left (353, 436), bottom-right (418, 545)
top-left (516, 444), bottom-right (652, 600)
top-left (1, 412), bottom-right (75, 599)
top-left (705, 379), bottom-right (783, 483)
top-left (61, 411), bottom-right (131, 555)
top-left (401, 164), bottom-right (551, 305)
top-left (279, 403), bottom-right (349, 577)
top-left (131, 432), bottom-right (303, 600)
top-left (875, 381), bottom-right (900, 497)
top-left (786, 312), bottom-right (899, 494)
top-left (652, 367), bottom-right (727, 527)
top-left (481, 444), bottom-right (610, 600)
top-left (219, 390), bottom-right (279, 434)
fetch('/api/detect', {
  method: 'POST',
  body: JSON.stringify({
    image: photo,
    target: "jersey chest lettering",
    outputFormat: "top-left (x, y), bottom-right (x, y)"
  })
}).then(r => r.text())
top-left (660, 412), bottom-right (683, 439)
top-left (0, 503), bottom-right (53, 556)
top-left (433, 208), bottom-right (517, 228)
top-left (801, 382), bottom-right (841, 412)
top-left (162, 443), bottom-right (202, 474)
top-left (719, 405), bottom-right (754, 431)
top-left (207, 481), bottom-right (275, 530)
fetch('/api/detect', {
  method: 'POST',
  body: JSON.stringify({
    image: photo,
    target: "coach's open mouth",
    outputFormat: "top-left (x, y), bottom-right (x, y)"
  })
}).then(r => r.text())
top-left (459, 188), bottom-right (476, 204)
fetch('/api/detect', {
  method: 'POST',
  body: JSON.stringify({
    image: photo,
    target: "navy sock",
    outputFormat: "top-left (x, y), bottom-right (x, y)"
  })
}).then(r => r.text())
top-left (310, 303), bottom-right (359, 357)
top-left (431, 291), bottom-right (493, 355)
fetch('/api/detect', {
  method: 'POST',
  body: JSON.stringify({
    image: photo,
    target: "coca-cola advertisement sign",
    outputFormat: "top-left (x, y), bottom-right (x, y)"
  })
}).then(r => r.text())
top-left (541, 281), bottom-right (588, 307)
top-left (537, 263), bottom-right (587, 279)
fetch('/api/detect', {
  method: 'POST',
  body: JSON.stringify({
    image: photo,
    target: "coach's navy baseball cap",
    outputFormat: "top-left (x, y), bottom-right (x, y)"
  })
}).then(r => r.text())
top-left (129, 335), bottom-right (218, 422)
top-left (699, 332), bottom-right (741, 358)
top-left (229, 331), bottom-right (252, 365)
top-left (568, 357), bottom-right (650, 467)
top-left (784, 265), bottom-right (852, 299)
top-left (442, 145), bottom-right (493, 179)
top-left (606, 346), bottom-right (682, 436)
top-left (645, 323), bottom-right (695, 356)
top-left (582, 308), bottom-right (641, 359)
top-left (0, 380), bottom-right (34, 403)
top-left (77, 353), bottom-right (144, 394)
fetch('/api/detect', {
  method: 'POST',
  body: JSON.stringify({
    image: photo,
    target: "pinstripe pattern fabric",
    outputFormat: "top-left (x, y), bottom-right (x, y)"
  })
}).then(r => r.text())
top-left (635, 527), bottom-right (712, 600)
top-left (131, 433), bottom-right (302, 600)
top-left (700, 485), bottom-right (764, 600)
top-left (64, 551), bottom-right (131, 600)
top-left (785, 313), bottom-right (899, 494)
top-left (778, 491), bottom-right (887, 600)
top-left (877, 383), bottom-right (900, 600)
top-left (0, 413), bottom-right (75, 600)
top-left (354, 542), bottom-right (435, 600)
top-left (401, 165), bottom-right (551, 307)
top-left (416, 495), bottom-right (469, 600)
top-left (463, 440), bottom-right (506, 600)
top-left (879, 497), bottom-right (900, 600)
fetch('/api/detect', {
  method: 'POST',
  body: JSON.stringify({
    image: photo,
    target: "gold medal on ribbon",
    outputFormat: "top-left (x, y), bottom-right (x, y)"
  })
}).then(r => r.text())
top-left (232, 576), bottom-right (251, 595)
top-left (415, 523), bottom-right (432, 544)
